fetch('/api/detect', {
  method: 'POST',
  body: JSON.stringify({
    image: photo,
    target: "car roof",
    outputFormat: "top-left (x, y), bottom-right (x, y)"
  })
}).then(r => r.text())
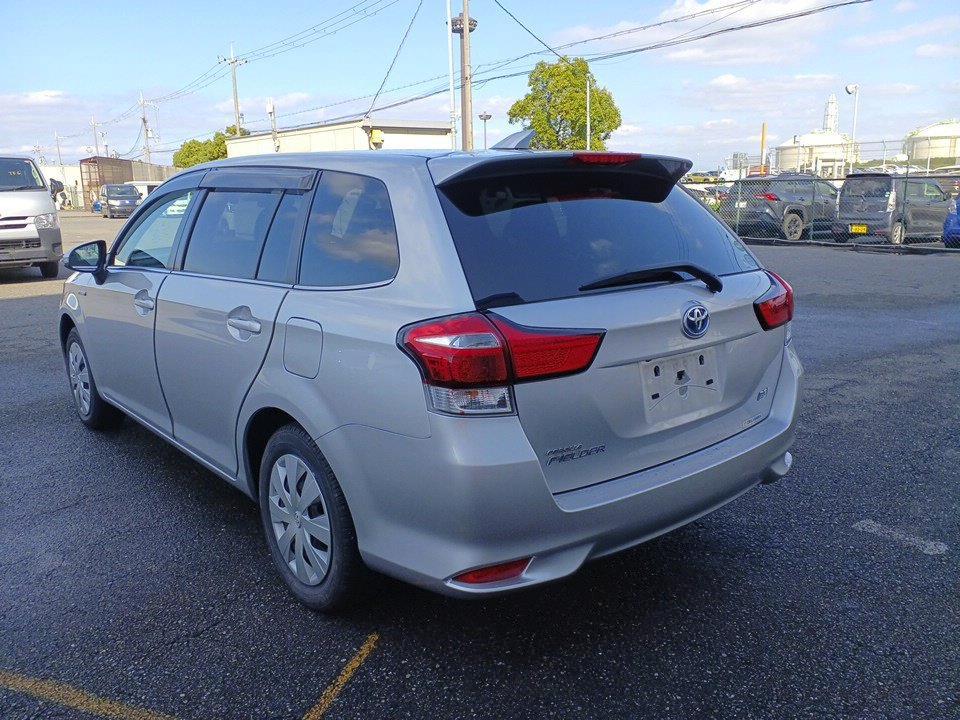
top-left (188, 150), bottom-right (456, 174)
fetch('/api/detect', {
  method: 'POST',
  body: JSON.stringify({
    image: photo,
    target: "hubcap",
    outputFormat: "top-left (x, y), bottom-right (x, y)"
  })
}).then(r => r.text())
top-left (268, 454), bottom-right (331, 586)
top-left (785, 216), bottom-right (802, 240)
top-left (68, 343), bottom-right (91, 416)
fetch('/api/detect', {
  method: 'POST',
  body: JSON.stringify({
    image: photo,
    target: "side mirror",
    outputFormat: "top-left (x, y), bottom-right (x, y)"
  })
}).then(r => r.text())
top-left (65, 240), bottom-right (107, 280)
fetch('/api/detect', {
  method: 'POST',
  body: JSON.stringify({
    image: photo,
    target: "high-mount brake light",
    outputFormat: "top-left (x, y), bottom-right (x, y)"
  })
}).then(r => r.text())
top-left (754, 270), bottom-right (794, 330)
top-left (399, 313), bottom-right (605, 416)
top-left (572, 152), bottom-right (641, 165)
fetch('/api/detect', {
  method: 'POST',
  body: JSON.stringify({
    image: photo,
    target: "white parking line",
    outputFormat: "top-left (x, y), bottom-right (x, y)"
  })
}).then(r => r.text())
top-left (852, 519), bottom-right (948, 555)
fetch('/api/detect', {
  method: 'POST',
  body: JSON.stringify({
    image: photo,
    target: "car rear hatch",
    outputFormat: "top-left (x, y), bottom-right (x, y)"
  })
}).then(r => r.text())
top-left (428, 152), bottom-right (790, 495)
top-left (838, 175), bottom-right (894, 218)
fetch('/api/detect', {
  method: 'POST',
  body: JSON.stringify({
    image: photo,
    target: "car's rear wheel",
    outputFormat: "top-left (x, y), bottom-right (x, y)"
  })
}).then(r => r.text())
top-left (258, 424), bottom-right (369, 612)
top-left (64, 329), bottom-right (123, 430)
top-left (39, 261), bottom-right (59, 279)
top-left (781, 213), bottom-right (804, 241)
top-left (890, 221), bottom-right (905, 245)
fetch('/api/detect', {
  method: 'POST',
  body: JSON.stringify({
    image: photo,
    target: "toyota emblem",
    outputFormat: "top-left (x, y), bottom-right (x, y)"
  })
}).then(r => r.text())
top-left (682, 304), bottom-right (709, 339)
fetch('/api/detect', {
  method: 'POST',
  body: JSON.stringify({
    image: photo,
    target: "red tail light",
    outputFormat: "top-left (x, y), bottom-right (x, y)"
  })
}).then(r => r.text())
top-left (453, 558), bottom-right (531, 584)
top-left (399, 313), bottom-right (604, 415)
top-left (755, 192), bottom-right (780, 201)
top-left (754, 271), bottom-right (794, 330)
top-left (487, 314), bottom-right (604, 382)
top-left (572, 152), bottom-right (641, 165)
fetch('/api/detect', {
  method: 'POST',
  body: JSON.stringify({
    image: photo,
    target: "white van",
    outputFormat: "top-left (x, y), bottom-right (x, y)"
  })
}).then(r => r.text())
top-left (0, 156), bottom-right (63, 278)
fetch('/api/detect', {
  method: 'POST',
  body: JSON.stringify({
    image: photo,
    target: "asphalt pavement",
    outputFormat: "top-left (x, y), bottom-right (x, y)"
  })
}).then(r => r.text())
top-left (0, 216), bottom-right (957, 719)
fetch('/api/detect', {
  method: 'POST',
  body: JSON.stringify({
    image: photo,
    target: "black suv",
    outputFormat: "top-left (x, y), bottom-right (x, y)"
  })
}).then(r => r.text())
top-left (831, 173), bottom-right (952, 244)
top-left (718, 173), bottom-right (838, 241)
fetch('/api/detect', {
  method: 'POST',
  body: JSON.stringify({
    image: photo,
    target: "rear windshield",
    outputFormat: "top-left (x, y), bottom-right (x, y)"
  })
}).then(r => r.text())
top-left (438, 172), bottom-right (759, 306)
top-left (841, 177), bottom-right (892, 198)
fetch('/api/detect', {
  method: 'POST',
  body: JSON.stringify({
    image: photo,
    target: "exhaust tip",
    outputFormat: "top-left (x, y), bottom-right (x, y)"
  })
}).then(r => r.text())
top-left (760, 451), bottom-right (792, 484)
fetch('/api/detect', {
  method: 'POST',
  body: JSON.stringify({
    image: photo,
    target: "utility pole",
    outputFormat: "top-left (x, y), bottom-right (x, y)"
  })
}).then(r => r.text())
top-left (585, 75), bottom-right (591, 150)
top-left (267, 99), bottom-right (280, 152)
top-left (54, 132), bottom-right (66, 188)
top-left (138, 90), bottom-right (156, 169)
top-left (451, 1), bottom-right (476, 150)
top-left (90, 116), bottom-right (101, 157)
top-left (219, 43), bottom-right (247, 135)
top-left (445, 0), bottom-right (458, 150)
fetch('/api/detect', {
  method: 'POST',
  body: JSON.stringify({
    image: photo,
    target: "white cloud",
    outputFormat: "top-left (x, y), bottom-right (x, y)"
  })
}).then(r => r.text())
top-left (549, 0), bottom-right (853, 67)
top-left (848, 16), bottom-right (960, 47)
top-left (893, 0), bottom-right (917, 11)
top-left (915, 43), bottom-right (960, 58)
top-left (873, 83), bottom-right (919, 96)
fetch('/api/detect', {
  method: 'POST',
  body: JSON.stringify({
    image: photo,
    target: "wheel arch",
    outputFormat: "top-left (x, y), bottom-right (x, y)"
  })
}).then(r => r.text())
top-left (59, 313), bottom-right (77, 353)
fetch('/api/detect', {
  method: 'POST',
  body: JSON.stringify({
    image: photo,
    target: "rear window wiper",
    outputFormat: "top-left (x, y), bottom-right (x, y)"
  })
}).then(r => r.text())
top-left (579, 263), bottom-right (723, 293)
top-left (475, 291), bottom-right (526, 310)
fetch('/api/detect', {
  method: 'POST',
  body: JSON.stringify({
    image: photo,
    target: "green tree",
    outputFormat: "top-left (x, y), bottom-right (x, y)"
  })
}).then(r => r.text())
top-left (508, 58), bottom-right (620, 150)
top-left (172, 125), bottom-right (249, 168)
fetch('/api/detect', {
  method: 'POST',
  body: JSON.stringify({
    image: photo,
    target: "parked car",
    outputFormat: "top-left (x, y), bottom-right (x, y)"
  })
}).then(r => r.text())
top-left (718, 173), bottom-right (838, 241)
top-left (944, 196), bottom-right (959, 248)
top-left (58, 151), bottom-right (801, 611)
top-left (99, 183), bottom-right (142, 218)
top-left (832, 173), bottom-right (952, 244)
top-left (0, 155), bottom-right (63, 278)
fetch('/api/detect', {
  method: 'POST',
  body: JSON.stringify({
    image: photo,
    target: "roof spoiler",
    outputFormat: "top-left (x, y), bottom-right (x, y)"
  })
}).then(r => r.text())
top-left (491, 128), bottom-right (537, 150)
top-left (434, 152), bottom-right (693, 204)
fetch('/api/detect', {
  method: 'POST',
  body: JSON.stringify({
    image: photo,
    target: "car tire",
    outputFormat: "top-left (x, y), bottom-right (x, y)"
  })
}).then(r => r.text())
top-left (39, 261), bottom-right (59, 279)
top-left (64, 329), bottom-right (123, 430)
top-left (258, 423), bottom-right (370, 612)
top-left (781, 212), bottom-right (804, 241)
top-left (890, 221), bottom-right (905, 245)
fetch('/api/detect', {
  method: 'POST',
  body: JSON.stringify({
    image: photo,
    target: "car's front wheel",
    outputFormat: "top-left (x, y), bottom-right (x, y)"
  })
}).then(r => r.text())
top-left (64, 329), bottom-right (123, 430)
top-left (258, 424), bottom-right (369, 612)
top-left (39, 261), bottom-right (59, 279)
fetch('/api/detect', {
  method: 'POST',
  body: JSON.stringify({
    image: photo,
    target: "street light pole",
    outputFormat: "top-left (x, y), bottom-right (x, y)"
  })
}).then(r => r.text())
top-left (445, 0), bottom-right (457, 150)
top-left (479, 112), bottom-right (491, 149)
top-left (845, 83), bottom-right (860, 176)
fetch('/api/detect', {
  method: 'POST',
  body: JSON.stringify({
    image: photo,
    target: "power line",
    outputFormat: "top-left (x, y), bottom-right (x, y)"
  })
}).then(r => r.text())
top-left (365, 0), bottom-right (424, 118)
top-left (491, 0), bottom-right (565, 63)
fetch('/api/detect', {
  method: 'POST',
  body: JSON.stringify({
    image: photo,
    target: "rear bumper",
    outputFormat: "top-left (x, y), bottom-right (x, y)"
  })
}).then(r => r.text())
top-left (0, 227), bottom-right (62, 267)
top-left (321, 343), bottom-right (803, 597)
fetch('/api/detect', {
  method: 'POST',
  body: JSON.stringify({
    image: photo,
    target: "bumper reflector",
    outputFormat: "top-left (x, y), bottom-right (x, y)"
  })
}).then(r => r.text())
top-left (453, 558), bottom-right (531, 584)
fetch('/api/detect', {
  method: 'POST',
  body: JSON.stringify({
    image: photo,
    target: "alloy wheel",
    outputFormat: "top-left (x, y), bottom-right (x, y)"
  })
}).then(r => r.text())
top-left (783, 214), bottom-right (803, 241)
top-left (268, 453), bottom-right (332, 586)
top-left (68, 343), bottom-right (91, 416)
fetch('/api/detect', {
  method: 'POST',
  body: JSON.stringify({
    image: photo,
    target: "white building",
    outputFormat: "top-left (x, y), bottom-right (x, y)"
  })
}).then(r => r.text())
top-left (226, 118), bottom-right (453, 157)
top-left (903, 120), bottom-right (960, 165)
top-left (774, 94), bottom-right (858, 178)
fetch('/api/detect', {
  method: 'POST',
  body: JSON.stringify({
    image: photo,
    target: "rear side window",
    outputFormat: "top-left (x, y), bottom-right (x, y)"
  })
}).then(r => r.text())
top-left (299, 171), bottom-right (399, 287)
top-left (257, 192), bottom-right (307, 282)
top-left (184, 190), bottom-right (282, 279)
top-left (438, 172), bottom-right (758, 306)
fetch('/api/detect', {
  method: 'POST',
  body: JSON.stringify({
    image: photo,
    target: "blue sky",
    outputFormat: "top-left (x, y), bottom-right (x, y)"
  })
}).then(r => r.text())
top-left (1, 0), bottom-right (957, 168)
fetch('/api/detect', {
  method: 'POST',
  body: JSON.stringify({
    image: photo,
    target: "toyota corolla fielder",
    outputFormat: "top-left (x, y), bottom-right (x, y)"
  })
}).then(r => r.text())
top-left (58, 150), bottom-right (801, 611)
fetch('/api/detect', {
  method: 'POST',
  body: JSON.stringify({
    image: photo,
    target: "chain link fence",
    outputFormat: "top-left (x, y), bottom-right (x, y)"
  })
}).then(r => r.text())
top-left (683, 136), bottom-right (959, 250)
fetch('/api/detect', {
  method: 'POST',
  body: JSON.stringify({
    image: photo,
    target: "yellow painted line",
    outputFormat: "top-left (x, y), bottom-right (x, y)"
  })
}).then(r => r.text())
top-left (303, 632), bottom-right (380, 720)
top-left (0, 668), bottom-right (180, 720)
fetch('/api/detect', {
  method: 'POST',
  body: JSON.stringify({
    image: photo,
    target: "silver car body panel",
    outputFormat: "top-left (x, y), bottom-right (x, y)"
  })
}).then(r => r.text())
top-left (59, 151), bottom-right (801, 597)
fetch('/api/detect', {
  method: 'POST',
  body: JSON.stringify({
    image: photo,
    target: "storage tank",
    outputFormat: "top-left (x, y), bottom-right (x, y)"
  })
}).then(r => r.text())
top-left (903, 120), bottom-right (960, 164)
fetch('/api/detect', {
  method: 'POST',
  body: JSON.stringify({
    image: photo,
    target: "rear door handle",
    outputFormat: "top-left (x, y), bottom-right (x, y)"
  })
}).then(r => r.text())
top-left (227, 317), bottom-right (262, 334)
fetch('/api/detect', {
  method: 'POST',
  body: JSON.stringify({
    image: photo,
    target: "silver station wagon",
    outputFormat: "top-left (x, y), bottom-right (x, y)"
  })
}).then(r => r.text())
top-left (59, 150), bottom-right (802, 611)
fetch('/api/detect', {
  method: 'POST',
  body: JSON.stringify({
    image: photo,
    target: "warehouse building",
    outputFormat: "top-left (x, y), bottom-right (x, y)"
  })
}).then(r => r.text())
top-left (226, 118), bottom-right (453, 157)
